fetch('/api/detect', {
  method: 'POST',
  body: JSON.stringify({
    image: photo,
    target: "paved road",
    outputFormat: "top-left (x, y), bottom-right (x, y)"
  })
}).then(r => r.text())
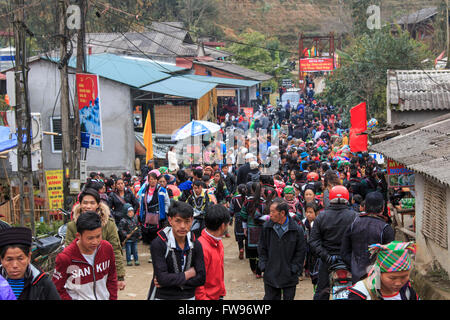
top-left (118, 223), bottom-right (314, 300)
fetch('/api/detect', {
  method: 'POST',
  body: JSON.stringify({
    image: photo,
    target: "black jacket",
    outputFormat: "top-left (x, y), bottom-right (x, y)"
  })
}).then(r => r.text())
top-left (108, 189), bottom-right (140, 224)
top-left (0, 264), bottom-right (60, 300)
top-left (340, 213), bottom-right (395, 283)
top-left (222, 172), bottom-right (237, 195)
top-left (236, 163), bottom-right (251, 186)
top-left (148, 227), bottom-right (205, 300)
top-left (258, 217), bottom-right (306, 288)
top-left (118, 215), bottom-right (142, 243)
top-left (309, 203), bottom-right (357, 261)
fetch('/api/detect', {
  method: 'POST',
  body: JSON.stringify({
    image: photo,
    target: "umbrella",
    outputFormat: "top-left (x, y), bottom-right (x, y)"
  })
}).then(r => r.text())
top-left (171, 120), bottom-right (220, 141)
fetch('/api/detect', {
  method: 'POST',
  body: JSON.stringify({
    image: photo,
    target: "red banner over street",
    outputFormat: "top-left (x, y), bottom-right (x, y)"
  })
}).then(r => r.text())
top-left (349, 102), bottom-right (368, 153)
top-left (299, 58), bottom-right (334, 72)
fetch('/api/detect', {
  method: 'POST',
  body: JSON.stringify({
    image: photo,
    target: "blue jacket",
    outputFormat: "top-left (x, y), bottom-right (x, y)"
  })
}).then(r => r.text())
top-left (139, 183), bottom-right (170, 223)
top-left (0, 274), bottom-right (16, 300)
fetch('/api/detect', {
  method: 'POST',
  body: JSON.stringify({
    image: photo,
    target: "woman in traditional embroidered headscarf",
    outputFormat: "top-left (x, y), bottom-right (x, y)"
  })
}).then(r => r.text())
top-left (347, 241), bottom-right (419, 300)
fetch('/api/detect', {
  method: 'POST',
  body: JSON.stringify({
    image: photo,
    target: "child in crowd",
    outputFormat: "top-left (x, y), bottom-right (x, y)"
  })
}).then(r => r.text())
top-left (118, 204), bottom-right (142, 266)
top-left (352, 194), bottom-right (363, 213)
top-left (302, 201), bottom-right (320, 289)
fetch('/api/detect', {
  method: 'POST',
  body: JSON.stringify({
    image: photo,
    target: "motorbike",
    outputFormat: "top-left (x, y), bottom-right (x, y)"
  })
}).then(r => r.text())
top-left (328, 257), bottom-right (352, 300)
top-left (31, 208), bottom-right (71, 276)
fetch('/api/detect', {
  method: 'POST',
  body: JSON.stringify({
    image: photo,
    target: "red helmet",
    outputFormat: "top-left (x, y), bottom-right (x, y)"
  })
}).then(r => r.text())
top-left (329, 186), bottom-right (349, 204)
top-left (307, 172), bottom-right (319, 182)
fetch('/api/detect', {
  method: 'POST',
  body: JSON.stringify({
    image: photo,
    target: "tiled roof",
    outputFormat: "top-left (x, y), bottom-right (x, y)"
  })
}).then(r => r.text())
top-left (81, 22), bottom-right (231, 59)
top-left (387, 69), bottom-right (450, 112)
top-left (370, 113), bottom-right (450, 187)
top-left (397, 7), bottom-right (438, 25)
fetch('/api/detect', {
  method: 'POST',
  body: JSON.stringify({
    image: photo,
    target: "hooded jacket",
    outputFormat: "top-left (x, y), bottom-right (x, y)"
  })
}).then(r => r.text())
top-left (0, 264), bottom-right (60, 300)
top-left (65, 202), bottom-right (125, 280)
top-left (148, 227), bottom-right (205, 300)
top-left (52, 239), bottom-right (117, 300)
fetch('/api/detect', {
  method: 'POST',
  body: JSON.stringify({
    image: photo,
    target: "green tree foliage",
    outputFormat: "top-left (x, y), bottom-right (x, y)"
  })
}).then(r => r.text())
top-left (226, 30), bottom-right (293, 90)
top-left (431, 0), bottom-right (448, 55)
top-left (345, 0), bottom-right (381, 37)
top-left (319, 26), bottom-right (433, 126)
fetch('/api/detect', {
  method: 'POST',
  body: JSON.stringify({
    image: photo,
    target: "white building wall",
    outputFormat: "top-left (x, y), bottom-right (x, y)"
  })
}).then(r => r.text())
top-left (24, 59), bottom-right (134, 176)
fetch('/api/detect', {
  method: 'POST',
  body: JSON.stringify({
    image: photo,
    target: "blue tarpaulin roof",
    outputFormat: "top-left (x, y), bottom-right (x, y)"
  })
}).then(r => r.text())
top-left (0, 126), bottom-right (27, 152)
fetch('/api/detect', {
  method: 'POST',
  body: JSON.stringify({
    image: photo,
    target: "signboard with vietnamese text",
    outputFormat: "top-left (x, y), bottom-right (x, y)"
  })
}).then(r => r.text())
top-left (243, 107), bottom-right (253, 123)
top-left (45, 170), bottom-right (64, 210)
top-left (387, 159), bottom-right (415, 188)
top-left (76, 73), bottom-right (103, 150)
top-left (300, 58), bottom-right (334, 72)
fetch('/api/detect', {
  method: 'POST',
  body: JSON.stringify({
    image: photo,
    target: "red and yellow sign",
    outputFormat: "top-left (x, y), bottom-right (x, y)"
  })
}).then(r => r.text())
top-left (300, 58), bottom-right (334, 72)
top-left (45, 170), bottom-right (64, 210)
top-left (242, 107), bottom-right (254, 123)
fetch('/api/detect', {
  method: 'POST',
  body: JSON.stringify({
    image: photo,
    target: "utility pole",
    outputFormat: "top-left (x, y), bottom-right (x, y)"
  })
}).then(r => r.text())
top-left (73, 0), bottom-right (86, 179)
top-left (59, 0), bottom-right (72, 211)
top-left (13, 0), bottom-right (35, 232)
top-left (446, 0), bottom-right (450, 69)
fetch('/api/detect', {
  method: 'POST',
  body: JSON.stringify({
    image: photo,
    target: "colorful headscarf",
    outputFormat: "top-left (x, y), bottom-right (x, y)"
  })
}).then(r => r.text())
top-left (284, 186), bottom-right (295, 195)
top-left (159, 166), bottom-right (168, 174)
top-left (366, 241), bottom-right (416, 298)
top-left (369, 241), bottom-right (416, 273)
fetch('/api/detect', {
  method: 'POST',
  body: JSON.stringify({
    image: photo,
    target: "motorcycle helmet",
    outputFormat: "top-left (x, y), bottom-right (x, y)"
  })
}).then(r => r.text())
top-left (329, 186), bottom-right (349, 204)
top-left (307, 172), bottom-right (319, 182)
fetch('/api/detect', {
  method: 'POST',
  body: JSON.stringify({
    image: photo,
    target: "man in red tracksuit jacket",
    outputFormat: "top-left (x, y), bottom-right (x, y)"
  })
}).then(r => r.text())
top-left (195, 204), bottom-right (230, 300)
top-left (52, 211), bottom-right (118, 300)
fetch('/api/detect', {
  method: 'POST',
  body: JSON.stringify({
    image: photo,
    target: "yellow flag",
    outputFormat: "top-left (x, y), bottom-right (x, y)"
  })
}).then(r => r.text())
top-left (143, 110), bottom-right (153, 162)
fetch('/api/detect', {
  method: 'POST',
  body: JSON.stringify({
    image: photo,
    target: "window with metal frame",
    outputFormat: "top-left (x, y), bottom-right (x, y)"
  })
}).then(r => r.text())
top-left (50, 117), bottom-right (62, 153)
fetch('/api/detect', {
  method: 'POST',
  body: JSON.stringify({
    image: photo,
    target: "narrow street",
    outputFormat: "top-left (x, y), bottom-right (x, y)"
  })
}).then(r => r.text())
top-left (118, 223), bottom-right (314, 300)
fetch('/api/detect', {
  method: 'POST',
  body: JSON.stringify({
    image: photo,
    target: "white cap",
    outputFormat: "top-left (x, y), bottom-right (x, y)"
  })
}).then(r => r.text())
top-left (245, 153), bottom-right (254, 160)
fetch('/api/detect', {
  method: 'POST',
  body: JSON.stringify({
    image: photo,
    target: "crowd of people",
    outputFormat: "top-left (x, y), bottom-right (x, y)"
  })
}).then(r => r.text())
top-left (0, 79), bottom-right (418, 301)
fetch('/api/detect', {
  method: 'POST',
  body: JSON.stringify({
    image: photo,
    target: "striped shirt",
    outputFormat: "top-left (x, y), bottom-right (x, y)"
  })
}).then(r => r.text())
top-left (7, 278), bottom-right (25, 299)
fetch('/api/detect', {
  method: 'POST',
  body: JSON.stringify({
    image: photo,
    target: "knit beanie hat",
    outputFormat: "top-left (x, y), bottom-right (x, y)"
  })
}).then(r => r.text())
top-left (0, 227), bottom-right (32, 248)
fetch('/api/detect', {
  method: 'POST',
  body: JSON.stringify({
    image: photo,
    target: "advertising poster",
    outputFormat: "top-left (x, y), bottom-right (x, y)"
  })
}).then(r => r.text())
top-left (76, 73), bottom-right (103, 150)
top-left (133, 105), bottom-right (143, 128)
top-left (387, 159), bottom-right (415, 188)
top-left (243, 107), bottom-right (254, 123)
top-left (45, 170), bottom-right (64, 210)
top-left (299, 58), bottom-right (334, 72)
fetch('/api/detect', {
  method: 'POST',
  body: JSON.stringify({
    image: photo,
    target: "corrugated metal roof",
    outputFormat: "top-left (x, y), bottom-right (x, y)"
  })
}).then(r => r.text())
top-left (183, 74), bottom-right (260, 87)
top-left (397, 7), bottom-right (438, 25)
top-left (370, 114), bottom-right (450, 187)
top-left (66, 53), bottom-right (186, 88)
top-left (140, 76), bottom-right (217, 100)
top-left (194, 60), bottom-right (273, 81)
top-left (387, 69), bottom-right (450, 112)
